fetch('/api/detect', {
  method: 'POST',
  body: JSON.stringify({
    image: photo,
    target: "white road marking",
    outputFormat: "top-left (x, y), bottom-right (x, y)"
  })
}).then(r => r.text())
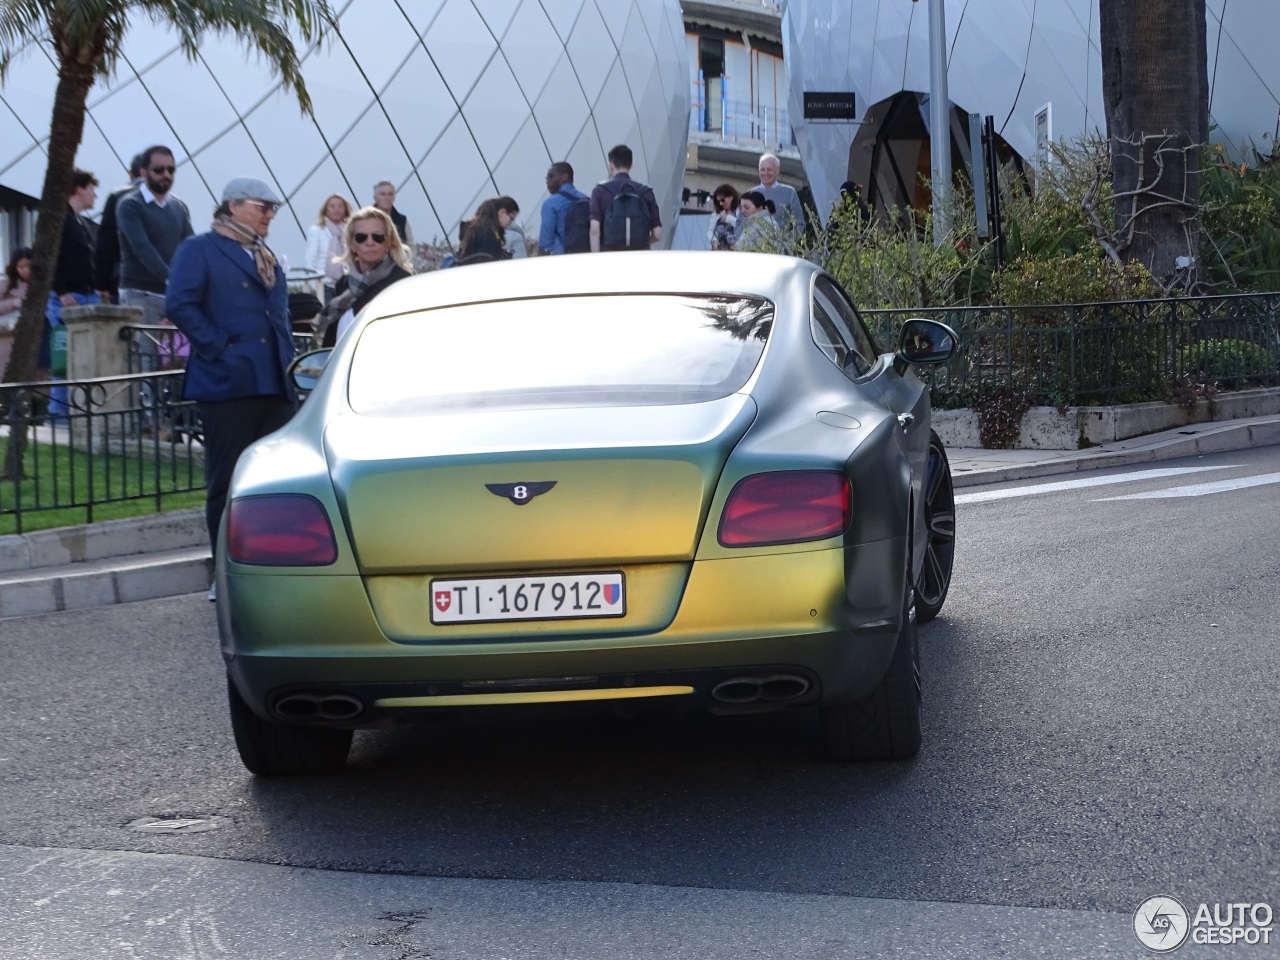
top-left (954, 466), bottom-right (1238, 504)
top-left (1092, 471), bottom-right (1280, 501)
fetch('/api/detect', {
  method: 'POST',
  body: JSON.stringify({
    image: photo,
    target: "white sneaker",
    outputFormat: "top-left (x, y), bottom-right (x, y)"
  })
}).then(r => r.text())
top-left (207, 582), bottom-right (217, 602)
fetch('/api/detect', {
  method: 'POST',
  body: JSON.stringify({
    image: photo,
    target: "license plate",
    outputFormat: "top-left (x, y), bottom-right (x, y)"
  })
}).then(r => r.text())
top-left (430, 572), bottom-right (625, 624)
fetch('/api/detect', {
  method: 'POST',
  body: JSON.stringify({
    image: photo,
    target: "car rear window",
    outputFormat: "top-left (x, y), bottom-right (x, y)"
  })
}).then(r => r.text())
top-left (347, 293), bottom-right (773, 415)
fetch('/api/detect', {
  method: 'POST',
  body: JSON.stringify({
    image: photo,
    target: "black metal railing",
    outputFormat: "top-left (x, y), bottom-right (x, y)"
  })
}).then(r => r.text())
top-left (3, 323), bottom-right (314, 533)
top-left (1, 370), bottom-right (204, 534)
top-left (862, 292), bottom-right (1280, 406)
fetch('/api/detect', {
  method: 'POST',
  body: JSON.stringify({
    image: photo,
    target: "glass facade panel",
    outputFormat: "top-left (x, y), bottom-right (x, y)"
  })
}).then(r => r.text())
top-left (0, 0), bottom-right (689, 266)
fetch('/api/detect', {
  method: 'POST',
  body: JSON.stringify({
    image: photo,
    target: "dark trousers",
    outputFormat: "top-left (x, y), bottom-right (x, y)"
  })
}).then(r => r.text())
top-left (200, 396), bottom-right (296, 558)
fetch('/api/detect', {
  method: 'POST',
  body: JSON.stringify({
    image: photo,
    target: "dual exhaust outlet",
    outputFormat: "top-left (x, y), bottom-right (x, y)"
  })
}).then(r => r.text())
top-left (710, 673), bottom-right (811, 705)
top-left (275, 692), bottom-right (364, 722)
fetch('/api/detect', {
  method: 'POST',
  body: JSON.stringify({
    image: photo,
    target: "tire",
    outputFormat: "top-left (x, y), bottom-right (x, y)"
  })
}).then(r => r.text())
top-left (227, 675), bottom-right (352, 776)
top-left (820, 589), bottom-right (921, 761)
top-left (915, 430), bottom-right (955, 624)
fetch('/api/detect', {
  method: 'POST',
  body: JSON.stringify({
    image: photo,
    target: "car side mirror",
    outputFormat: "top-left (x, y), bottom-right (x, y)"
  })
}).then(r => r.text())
top-left (896, 319), bottom-right (957, 366)
top-left (288, 348), bottom-right (333, 396)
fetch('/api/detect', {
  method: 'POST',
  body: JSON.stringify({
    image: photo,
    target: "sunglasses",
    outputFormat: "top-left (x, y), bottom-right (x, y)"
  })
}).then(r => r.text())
top-left (243, 199), bottom-right (279, 213)
top-left (151, 165), bottom-right (176, 174)
top-left (353, 231), bottom-right (387, 244)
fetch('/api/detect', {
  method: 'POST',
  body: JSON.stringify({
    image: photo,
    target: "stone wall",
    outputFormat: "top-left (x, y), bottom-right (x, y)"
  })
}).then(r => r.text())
top-left (933, 387), bottom-right (1280, 449)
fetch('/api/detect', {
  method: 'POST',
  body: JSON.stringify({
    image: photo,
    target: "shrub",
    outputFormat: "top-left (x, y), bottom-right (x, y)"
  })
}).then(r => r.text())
top-left (1200, 139), bottom-right (1280, 293)
top-left (812, 199), bottom-right (983, 310)
top-left (993, 253), bottom-right (1159, 316)
top-left (1176, 338), bottom-right (1275, 388)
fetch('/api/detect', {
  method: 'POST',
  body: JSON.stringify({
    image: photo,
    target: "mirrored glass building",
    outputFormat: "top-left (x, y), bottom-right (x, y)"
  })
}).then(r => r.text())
top-left (783, 0), bottom-right (1280, 224)
top-left (0, 0), bottom-right (690, 265)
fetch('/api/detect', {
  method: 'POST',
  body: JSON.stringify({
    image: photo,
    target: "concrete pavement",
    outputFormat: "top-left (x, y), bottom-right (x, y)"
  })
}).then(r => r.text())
top-left (3, 413), bottom-right (1279, 619)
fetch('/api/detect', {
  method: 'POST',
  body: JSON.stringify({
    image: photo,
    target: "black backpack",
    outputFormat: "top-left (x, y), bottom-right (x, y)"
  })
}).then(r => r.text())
top-left (601, 179), bottom-right (653, 250)
top-left (561, 191), bottom-right (592, 254)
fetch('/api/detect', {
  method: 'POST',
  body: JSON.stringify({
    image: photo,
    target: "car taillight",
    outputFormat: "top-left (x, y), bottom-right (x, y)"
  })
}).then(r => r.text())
top-left (226, 495), bottom-right (338, 566)
top-left (718, 471), bottom-right (851, 547)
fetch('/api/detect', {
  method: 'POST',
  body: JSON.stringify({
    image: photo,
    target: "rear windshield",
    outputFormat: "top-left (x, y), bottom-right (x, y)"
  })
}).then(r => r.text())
top-left (347, 293), bottom-right (773, 415)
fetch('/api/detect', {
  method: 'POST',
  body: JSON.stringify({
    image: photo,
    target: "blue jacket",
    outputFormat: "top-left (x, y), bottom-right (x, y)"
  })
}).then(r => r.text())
top-left (166, 231), bottom-right (295, 403)
top-left (538, 182), bottom-right (588, 254)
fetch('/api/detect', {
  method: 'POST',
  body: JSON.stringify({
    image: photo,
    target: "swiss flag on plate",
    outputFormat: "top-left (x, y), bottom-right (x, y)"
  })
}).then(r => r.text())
top-left (434, 590), bottom-right (451, 612)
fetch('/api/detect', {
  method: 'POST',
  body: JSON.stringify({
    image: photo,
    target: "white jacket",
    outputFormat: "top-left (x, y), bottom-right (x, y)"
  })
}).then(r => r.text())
top-left (305, 222), bottom-right (344, 281)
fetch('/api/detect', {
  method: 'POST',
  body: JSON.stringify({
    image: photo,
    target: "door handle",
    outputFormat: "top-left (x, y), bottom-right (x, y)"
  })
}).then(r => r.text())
top-left (897, 413), bottom-right (915, 430)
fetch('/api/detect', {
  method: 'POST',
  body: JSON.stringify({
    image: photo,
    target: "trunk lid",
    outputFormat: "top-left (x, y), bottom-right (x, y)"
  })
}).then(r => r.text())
top-left (326, 396), bottom-right (756, 574)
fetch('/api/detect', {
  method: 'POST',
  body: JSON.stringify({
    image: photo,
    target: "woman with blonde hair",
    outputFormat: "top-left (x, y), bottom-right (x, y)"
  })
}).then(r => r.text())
top-left (314, 205), bottom-right (413, 346)
top-left (304, 193), bottom-right (352, 302)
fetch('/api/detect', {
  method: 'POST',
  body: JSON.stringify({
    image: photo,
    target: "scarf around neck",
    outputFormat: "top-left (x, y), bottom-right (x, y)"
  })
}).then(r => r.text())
top-left (212, 214), bottom-right (278, 288)
top-left (313, 254), bottom-right (398, 341)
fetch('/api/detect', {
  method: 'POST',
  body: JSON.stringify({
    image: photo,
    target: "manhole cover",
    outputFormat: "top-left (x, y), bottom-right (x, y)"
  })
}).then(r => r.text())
top-left (127, 816), bottom-right (224, 835)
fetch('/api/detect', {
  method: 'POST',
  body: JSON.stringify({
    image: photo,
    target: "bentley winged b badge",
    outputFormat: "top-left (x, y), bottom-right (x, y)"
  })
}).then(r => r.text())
top-left (485, 481), bottom-right (557, 505)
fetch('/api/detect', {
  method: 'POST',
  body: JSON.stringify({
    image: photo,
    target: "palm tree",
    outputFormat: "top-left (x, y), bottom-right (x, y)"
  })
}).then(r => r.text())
top-left (0, 0), bottom-right (333, 478)
top-left (1099, 0), bottom-right (1208, 285)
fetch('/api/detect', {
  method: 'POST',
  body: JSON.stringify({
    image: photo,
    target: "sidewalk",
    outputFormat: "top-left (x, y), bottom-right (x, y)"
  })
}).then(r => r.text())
top-left (3, 413), bottom-right (1279, 619)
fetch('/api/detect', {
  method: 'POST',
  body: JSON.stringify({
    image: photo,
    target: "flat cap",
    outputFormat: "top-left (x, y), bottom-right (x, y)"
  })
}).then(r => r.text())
top-left (221, 177), bottom-right (282, 204)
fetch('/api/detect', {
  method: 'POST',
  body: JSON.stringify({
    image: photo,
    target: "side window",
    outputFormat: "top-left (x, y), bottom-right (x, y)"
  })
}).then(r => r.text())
top-left (811, 299), bottom-right (851, 370)
top-left (818, 276), bottom-right (880, 370)
top-left (812, 277), bottom-right (874, 377)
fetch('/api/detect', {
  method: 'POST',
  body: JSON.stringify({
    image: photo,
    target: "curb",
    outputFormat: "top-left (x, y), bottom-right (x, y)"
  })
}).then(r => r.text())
top-left (0, 548), bottom-right (212, 619)
top-left (0, 509), bottom-right (210, 620)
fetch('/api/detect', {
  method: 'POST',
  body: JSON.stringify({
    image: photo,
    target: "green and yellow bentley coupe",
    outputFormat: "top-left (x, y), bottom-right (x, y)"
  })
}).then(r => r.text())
top-left (217, 252), bottom-right (957, 775)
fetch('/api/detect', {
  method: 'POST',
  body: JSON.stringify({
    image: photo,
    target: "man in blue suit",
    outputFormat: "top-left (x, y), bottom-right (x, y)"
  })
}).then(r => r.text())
top-left (167, 177), bottom-right (296, 599)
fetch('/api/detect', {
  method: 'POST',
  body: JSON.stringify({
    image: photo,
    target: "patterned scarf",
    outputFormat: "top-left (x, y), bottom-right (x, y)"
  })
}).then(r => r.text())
top-left (212, 214), bottom-right (278, 288)
top-left (313, 254), bottom-right (398, 342)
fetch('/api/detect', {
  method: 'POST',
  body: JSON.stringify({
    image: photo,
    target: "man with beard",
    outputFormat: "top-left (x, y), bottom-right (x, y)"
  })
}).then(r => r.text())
top-left (116, 145), bottom-right (194, 325)
top-left (116, 145), bottom-right (194, 433)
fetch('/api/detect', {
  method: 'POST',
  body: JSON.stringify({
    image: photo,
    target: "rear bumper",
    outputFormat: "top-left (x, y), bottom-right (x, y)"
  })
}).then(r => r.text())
top-left (220, 540), bottom-right (905, 724)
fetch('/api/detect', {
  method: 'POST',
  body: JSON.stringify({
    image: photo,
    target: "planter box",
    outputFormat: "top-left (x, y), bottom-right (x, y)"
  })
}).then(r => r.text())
top-left (933, 386), bottom-right (1280, 449)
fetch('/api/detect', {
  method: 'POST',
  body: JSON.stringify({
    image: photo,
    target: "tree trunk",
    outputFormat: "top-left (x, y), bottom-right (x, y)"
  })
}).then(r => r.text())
top-left (1099, 0), bottom-right (1208, 283)
top-left (1, 59), bottom-right (96, 479)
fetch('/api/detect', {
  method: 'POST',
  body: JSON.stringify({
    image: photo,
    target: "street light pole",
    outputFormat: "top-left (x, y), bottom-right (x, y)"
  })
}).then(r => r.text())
top-left (927, 0), bottom-right (952, 243)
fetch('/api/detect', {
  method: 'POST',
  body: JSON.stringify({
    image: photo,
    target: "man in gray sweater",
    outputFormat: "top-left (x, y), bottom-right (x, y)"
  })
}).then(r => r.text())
top-left (115, 144), bottom-right (193, 434)
top-left (116, 144), bottom-right (194, 328)
top-left (753, 152), bottom-right (808, 246)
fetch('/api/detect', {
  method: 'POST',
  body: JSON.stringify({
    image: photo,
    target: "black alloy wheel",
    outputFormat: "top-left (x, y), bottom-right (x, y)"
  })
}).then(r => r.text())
top-left (915, 430), bottom-right (955, 624)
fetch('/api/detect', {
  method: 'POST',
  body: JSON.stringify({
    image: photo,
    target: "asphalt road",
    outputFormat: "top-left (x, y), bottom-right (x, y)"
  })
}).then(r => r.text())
top-left (2, 445), bottom-right (1278, 959)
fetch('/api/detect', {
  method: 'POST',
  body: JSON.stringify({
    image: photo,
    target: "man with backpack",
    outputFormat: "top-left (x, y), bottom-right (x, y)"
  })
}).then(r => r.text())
top-left (589, 145), bottom-right (662, 252)
top-left (538, 162), bottom-right (591, 255)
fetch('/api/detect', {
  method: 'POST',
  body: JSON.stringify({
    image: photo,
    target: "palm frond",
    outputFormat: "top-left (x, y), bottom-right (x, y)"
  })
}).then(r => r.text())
top-left (138, 0), bottom-right (333, 112)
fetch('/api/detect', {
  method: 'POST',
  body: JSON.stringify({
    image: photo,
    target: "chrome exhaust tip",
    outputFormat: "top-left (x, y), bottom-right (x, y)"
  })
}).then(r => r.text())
top-left (758, 674), bottom-right (812, 702)
top-left (710, 678), bottom-right (765, 704)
